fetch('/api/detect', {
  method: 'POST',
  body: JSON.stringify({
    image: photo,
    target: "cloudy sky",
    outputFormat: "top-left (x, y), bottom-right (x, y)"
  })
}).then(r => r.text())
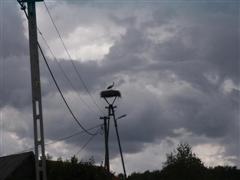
top-left (0, 0), bottom-right (239, 175)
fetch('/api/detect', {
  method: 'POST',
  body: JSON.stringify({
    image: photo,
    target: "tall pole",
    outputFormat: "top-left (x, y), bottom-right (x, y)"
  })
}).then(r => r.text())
top-left (110, 105), bottom-right (127, 180)
top-left (100, 116), bottom-right (110, 172)
top-left (22, 1), bottom-right (47, 180)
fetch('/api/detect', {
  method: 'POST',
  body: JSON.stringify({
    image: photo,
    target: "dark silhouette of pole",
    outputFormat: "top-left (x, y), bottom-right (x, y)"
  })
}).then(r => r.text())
top-left (20, 1), bottom-right (47, 180)
top-left (100, 89), bottom-right (127, 180)
top-left (100, 116), bottom-right (110, 172)
top-left (109, 105), bottom-right (127, 180)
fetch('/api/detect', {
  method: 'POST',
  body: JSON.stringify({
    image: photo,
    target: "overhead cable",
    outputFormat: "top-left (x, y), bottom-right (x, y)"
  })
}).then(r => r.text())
top-left (43, 2), bottom-right (105, 116)
top-left (17, 1), bottom-right (98, 136)
top-left (75, 128), bottom-right (101, 157)
top-left (38, 43), bottom-right (97, 136)
top-left (13, 123), bottom-right (103, 155)
top-left (46, 123), bottom-right (102, 146)
top-left (38, 30), bottom-right (100, 116)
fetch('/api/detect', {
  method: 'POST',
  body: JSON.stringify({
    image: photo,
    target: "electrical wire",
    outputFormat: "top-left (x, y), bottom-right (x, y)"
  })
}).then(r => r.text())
top-left (13, 123), bottom-right (103, 155)
top-left (17, 1), bottom-right (98, 136)
top-left (38, 43), bottom-right (97, 136)
top-left (17, 0), bottom-right (28, 18)
top-left (18, 0), bottom-right (102, 117)
top-left (16, 1), bottom-right (107, 166)
top-left (38, 30), bottom-right (100, 117)
top-left (43, 1), bottom-right (105, 116)
top-left (74, 128), bottom-right (101, 157)
top-left (46, 123), bottom-right (102, 146)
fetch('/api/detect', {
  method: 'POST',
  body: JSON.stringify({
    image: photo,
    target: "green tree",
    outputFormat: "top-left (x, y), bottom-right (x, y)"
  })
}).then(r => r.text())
top-left (70, 155), bottom-right (78, 165)
top-left (161, 143), bottom-right (206, 180)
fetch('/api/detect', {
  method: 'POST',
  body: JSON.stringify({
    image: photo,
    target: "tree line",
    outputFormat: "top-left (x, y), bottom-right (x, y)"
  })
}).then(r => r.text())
top-left (44, 143), bottom-right (240, 180)
top-left (126, 143), bottom-right (240, 180)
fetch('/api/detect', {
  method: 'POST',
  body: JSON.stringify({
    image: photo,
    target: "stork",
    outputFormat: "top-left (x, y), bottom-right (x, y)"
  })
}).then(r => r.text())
top-left (107, 82), bottom-right (114, 89)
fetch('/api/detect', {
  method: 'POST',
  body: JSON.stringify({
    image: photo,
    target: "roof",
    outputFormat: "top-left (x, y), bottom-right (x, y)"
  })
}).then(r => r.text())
top-left (0, 151), bottom-right (34, 180)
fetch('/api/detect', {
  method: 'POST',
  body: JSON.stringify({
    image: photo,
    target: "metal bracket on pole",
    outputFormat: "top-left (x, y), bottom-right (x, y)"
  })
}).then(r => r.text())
top-left (20, 0), bottom-right (47, 180)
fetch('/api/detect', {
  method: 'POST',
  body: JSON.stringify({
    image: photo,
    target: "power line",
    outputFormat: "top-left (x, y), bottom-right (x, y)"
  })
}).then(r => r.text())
top-left (75, 128), bottom-right (100, 157)
top-left (17, 1), bottom-right (107, 169)
top-left (17, 1), bottom-right (98, 136)
top-left (38, 43), bottom-right (97, 136)
top-left (18, 0), bottom-right (101, 148)
top-left (19, 0), bottom-right (105, 116)
top-left (17, 0), bottom-right (97, 116)
top-left (46, 123), bottom-right (102, 146)
top-left (43, 1), bottom-right (105, 115)
top-left (17, 0), bottom-right (28, 18)
top-left (38, 30), bottom-right (100, 117)
top-left (13, 123), bottom-right (103, 155)
top-left (18, 0), bottom-right (102, 123)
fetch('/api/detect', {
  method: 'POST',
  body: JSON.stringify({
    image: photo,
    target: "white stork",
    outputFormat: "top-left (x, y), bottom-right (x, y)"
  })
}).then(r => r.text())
top-left (107, 82), bottom-right (115, 89)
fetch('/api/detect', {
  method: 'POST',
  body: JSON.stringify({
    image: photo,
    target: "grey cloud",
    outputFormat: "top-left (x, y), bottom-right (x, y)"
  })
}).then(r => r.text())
top-left (1, 0), bottom-right (239, 170)
top-left (0, 2), bottom-right (28, 58)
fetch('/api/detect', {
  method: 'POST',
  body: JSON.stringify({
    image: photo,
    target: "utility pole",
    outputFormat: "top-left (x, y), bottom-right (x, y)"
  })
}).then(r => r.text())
top-left (108, 104), bottom-right (127, 180)
top-left (100, 116), bottom-right (110, 172)
top-left (20, 1), bottom-right (47, 180)
top-left (100, 89), bottom-right (127, 180)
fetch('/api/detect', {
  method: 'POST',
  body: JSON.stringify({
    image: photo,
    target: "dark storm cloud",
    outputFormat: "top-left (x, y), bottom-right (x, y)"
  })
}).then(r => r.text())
top-left (0, 2), bottom-right (28, 58)
top-left (150, 9), bottom-right (239, 80)
top-left (0, 3), bottom-right (30, 109)
top-left (0, 55), bottom-right (31, 109)
top-left (146, 4), bottom-right (240, 144)
top-left (1, 0), bottom-right (239, 168)
top-left (98, 2), bottom-right (239, 161)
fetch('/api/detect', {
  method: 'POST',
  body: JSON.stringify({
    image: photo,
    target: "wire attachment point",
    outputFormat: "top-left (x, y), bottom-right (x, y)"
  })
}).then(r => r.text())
top-left (17, 0), bottom-right (26, 10)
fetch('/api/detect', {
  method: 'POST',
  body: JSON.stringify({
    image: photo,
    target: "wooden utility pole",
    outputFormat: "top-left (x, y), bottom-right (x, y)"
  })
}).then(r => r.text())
top-left (21, 1), bottom-right (47, 180)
